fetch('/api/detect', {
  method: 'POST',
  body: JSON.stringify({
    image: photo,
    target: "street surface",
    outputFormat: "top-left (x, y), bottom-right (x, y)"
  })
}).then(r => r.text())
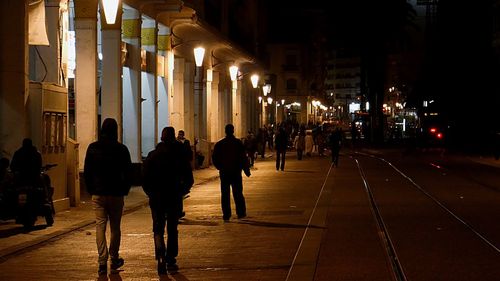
top-left (1, 148), bottom-right (500, 280)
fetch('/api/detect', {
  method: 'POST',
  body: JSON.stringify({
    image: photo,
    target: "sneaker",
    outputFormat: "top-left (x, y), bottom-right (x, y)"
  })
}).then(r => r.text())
top-left (98, 264), bottom-right (107, 276)
top-left (110, 258), bottom-right (124, 271)
top-left (167, 263), bottom-right (179, 273)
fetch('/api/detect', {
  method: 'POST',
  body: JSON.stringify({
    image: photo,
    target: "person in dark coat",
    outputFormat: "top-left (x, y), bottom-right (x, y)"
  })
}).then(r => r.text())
top-left (274, 126), bottom-right (288, 171)
top-left (176, 129), bottom-right (193, 219)
top-left (10, 138), bottom-right (42, 188)
top-left (328, 127), bottom-right (343, 167)
top-left (84, 118), bottom-right (132, 276)
top-left (244, 130), bottom-right (257, 167)
top-left (212, 124), bottom-right (251, 221)
top-left (143, 127), bottom-right (193, 275)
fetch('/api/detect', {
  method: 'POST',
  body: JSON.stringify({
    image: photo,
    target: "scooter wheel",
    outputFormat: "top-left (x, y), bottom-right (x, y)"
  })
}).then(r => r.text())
top-left (22, 218), bottom-right (35, 229)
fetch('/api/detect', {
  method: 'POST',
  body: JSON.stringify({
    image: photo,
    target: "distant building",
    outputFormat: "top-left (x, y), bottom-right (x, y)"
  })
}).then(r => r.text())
top-left (324, 49), bottom-right (361, 122)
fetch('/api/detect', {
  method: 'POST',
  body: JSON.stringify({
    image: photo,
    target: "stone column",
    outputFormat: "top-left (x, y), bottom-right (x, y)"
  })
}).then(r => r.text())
top-left (183, 61), bottom-right (195, 141)
top-left (121, 8), bottom-right (141, 162)
top-left (232, 80), bottom-right (242, 138)
top-left (0, 0), bottom-right (29, 158)
top-left (210, 70), bottom-right (221, 142)
top-left (157, 25), bottom-right (169, 141)
top-left (205, 69), bottom-right (214, 142)
top-left (100, 4), bottom-right (123, 138)
top-left (140, 17), bottom-right (157, 156)
top-left (172, 57), bottom-right (185, 134)
top-left (74, 0), bottom-right (98, 170)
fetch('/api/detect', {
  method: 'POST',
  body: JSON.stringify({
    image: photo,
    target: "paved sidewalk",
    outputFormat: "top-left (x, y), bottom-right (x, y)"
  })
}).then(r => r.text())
top-left (0, 166), bottom-right (220, 260)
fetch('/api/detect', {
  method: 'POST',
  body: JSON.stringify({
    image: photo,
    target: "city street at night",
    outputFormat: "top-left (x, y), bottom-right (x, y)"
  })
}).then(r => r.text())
top-left (3, 1), bottom-right (500, 280)
top-left (2, 149), bottom-right (500, 280)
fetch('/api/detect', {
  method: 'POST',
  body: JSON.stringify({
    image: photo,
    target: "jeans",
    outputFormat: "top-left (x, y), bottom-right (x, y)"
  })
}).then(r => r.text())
top-left (92, 195), bottom-right (124, 265)
top-left (149, 198), bottom-right (180, 264)
top-left (220, 171), bottom-right (246, 219)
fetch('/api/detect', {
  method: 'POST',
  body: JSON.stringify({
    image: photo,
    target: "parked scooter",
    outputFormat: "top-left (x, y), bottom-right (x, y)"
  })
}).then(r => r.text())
top-left (0, 163), bottom-right (56, 228)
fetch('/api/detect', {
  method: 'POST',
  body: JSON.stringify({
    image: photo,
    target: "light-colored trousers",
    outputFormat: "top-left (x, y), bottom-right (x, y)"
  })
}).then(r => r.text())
top-left (92, 195), bottom-right (124, 265)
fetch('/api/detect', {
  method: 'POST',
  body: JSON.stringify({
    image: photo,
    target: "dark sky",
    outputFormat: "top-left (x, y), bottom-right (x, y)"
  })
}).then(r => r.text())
top-left (264, 1), bottom-right (500, 132)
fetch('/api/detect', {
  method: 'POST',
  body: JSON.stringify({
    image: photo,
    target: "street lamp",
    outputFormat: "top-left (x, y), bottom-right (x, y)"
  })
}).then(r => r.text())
top-left (101, 0), bottom-right (120, 24)
top-left (251, 74), bottom-right (259, 88)
top-left (193, 47), bottom-right (205, 67)
top-left (262, 83), bottom-right (271, 97)
top-left (229, 65), bottom-right (238, 81)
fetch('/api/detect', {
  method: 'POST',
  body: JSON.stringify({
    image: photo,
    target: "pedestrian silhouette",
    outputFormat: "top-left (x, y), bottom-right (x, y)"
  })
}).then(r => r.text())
top-left (294, 128), bottom-right (306, 160)
top-left (274, 126), bottom-right (288, 171)
top-left (244, 130), bottom-right (257, 167)
top-left (328, 127), bottom-right (343, 167)
top-left (143, 126), bottom-right (193, 275)
top-left (84, 118), bottom-right (132, 276)
top-left (305, 130), bottom-right (314, 156)
top-left (212, 124), bottom-right (251, 221)
top-left (176, 129), bottom-right (194, 219)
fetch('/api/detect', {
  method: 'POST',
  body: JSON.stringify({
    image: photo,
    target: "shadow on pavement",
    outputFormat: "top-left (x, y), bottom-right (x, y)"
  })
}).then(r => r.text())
top-left (178, 218), bottom-right (219, 227)
top-left (0, 224), bottom-right (48, 238)
top-left (235, 219), bottom-right (325, 230)
top-left (283, 170), bottom-right (316, 174)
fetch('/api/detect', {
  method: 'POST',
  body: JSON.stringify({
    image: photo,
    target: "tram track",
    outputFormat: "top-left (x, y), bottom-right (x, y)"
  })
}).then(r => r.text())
top-left (352, 152), bottom-right (500, 280)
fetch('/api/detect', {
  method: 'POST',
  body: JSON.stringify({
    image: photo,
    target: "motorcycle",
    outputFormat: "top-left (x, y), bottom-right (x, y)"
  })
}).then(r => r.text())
top-left (0, 164), bottom-right (56, 229)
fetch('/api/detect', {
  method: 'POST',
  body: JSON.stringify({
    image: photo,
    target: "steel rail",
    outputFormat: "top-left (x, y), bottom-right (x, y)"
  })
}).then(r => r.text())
top-left (285, 162), bottom-right (334, 281)
top-left (356, 152), bottom-right (500, 254)
top-left (354, 158), bottom-right (408, 281)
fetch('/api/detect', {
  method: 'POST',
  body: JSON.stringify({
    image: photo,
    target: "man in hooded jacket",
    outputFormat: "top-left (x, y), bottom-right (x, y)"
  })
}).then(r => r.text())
top-left (84, 118), bottom-right (132, 275)
top-left (143, 126), bottom-right (193, 274)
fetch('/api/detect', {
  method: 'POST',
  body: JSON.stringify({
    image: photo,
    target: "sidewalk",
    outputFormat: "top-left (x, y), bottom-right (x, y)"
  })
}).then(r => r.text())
top-left (0, 166), bottom-right (220, 260)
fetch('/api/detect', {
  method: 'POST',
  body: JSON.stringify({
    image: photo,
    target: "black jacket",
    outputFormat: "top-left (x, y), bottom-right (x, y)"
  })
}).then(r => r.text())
top-left (10, 145), bottom-right (42, 186)
top-left (212, 135), bottom-right (249, 174)
top-left (143, 140), bottom-right (193, 199)
top-left (84, 140), bottom-right (132, 196)
top-left (274, 130), bottom-right (288, 152)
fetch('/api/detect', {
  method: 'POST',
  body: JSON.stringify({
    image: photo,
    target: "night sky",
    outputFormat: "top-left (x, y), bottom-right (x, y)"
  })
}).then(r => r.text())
top-left (264, 0), bottom-right (500, 143)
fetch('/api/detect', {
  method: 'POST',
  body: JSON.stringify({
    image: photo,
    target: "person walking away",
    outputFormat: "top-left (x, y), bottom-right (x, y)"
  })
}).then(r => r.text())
top-left (256, 128), bottom-right (267, 159)
top-left (305, 130), bottom-right (314, 156)
top-left (244, 130), bottom-right (257, 167)
top-left (294, 129), bottom-right (306, 160)
top-left (274, 126), bottom-right (288, 171)
top-left (212, 124), bottom-right (251, 221)
top-left (268, 126), bottom-right (274, 151)
top-left (328, 127), bottom-right (343, 167)
top-left (176, 130), bottom-right (193, 219)
top-left (84, 118), bottom-right (132, 276)
top-left (143, 127), bottom-right (192, 275)
top-left (176, 130), bottom-right (193, 163)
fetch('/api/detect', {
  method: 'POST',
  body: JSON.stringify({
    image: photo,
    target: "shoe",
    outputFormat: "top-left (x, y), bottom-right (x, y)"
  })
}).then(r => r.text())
top-left (179, 211), bottom-right (186, 219)
top-left (110, 258), bottom-right (124, 271)
top-left (167, 263), bottom-right (179, 273)
top-left (237, 214), bottom-right (247, 219)
top-left (157, 259), bottom-right (167, 275)
top-left (98, 264), bottom-right (107, 276)
top-left (223, 215), bottom-right (231, 221)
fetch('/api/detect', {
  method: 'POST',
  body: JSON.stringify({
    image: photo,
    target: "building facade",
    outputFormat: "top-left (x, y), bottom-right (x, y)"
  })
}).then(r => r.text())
top-left (0, 0), bottom-right (262, 210)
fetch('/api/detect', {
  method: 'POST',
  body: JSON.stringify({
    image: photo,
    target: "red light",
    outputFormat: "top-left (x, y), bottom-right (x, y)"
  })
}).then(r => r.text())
top-left (436, 133), bottom-right (443, 139)
top-left (430, 128), bottom-right (437, 133)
